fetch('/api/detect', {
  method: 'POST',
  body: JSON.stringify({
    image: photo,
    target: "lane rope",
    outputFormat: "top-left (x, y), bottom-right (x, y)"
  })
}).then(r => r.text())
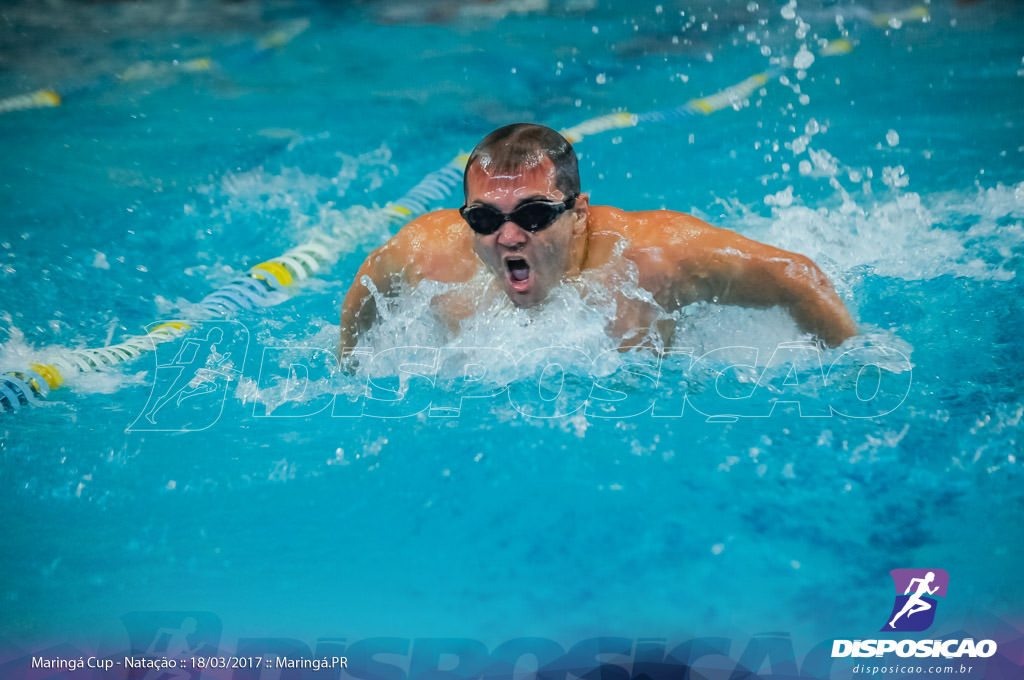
top-left (3, 0), bottom-right (927, 413)
top-left (0, 68), bottom-right (777, 413)
top-left (0, 18), bottom-right (309, 116)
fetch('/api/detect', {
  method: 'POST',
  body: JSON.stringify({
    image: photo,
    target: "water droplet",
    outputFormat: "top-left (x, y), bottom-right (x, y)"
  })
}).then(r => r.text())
top-left (793, 44), bottom-right (815, 70)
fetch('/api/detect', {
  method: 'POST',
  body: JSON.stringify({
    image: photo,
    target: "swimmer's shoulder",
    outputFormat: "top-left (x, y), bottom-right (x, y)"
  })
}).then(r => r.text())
top-left (587, 205), bottom-right (717, 259)
top-left (386, 208), bottom-right (477, 284)
top-left (590, 205), bottom-right (714, 239)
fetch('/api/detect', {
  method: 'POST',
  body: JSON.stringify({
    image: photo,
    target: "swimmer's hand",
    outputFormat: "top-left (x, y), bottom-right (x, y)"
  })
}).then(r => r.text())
top-left (337, 345), bottom-right (364, 375)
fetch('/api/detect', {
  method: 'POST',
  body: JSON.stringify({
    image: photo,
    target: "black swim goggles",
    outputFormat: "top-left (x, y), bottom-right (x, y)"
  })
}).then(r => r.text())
top-left (459, 195), bottom-right (577, 235)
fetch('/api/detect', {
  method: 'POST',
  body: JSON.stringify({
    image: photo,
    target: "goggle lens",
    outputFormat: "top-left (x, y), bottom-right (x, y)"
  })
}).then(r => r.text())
top-left (460, 195), bottom-right (576, 235)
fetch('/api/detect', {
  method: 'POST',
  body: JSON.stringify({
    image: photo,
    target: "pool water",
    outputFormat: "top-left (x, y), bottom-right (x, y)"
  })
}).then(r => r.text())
top-left (1, 0), bottom-right (1022, 676)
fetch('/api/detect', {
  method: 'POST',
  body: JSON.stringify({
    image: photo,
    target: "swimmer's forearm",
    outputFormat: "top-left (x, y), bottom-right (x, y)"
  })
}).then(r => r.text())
top-left (337, 324), bottom-right (358, 357)
top-left (716, 253), bottom-right (856, 347)
top-left (338, 294), bottom-right (361, 356)
top-left (674, 228), bottom-right (856, 347)
top-left (338, 294), bottom-right (377, 357)
top-left (338, 246), bottom-right (397, 356)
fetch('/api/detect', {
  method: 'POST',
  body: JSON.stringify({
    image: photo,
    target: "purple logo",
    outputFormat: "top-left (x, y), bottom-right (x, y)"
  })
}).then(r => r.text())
top-left (881, 569), bottom-right (949, 632)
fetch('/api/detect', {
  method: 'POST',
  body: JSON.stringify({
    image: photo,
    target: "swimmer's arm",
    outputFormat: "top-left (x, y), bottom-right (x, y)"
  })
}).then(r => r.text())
top-left (338, 244), bottom-right (401, 357)
top-left (663, 227), bottom-right (857, 347)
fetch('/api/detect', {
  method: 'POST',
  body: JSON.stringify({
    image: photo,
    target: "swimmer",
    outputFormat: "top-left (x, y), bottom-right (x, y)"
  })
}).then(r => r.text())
top-left (339, 123), bottom-right (856, 355)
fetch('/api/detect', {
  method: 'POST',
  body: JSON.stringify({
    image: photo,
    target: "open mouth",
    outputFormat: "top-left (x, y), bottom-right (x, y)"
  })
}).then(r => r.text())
top-left (505, 257), bottom-right (531, 291)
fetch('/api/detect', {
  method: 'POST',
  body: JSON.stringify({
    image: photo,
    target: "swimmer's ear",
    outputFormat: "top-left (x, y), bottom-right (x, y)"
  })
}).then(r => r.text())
top-left (572, 193), bottom-right (590, 234)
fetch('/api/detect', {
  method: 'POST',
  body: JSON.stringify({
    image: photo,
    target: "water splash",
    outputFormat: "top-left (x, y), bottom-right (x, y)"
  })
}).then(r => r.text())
top-left (740, 177), bottom-right (1024, 283)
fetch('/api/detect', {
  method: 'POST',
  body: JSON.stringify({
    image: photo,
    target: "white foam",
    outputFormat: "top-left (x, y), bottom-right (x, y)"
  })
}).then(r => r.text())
top-left (740, 181), bottom-right (1024, 283)
top-left (196, 143), bottom-right (397, 245)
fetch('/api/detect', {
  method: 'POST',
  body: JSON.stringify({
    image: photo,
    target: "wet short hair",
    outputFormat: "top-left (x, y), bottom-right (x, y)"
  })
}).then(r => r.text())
top-left (463, 123), bottom-right (580, 199)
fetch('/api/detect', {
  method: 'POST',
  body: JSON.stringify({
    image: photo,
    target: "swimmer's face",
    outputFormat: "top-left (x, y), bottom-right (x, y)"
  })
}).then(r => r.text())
top-left (465, 157), bottom-right (588, 307)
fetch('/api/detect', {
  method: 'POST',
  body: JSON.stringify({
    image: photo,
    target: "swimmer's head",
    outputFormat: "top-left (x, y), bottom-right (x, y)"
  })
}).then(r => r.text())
top-left (463, 123), bottom-right (580, 200)
top-left (463, 124), bottom-right (589, 307)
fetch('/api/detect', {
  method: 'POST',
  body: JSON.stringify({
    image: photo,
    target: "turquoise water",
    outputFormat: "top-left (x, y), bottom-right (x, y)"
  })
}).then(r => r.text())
top-left (1, 0), bottom-right (1022, 676)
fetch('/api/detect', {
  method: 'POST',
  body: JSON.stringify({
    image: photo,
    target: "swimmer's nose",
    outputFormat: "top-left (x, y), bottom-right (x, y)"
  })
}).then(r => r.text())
top-left (495, 220), bottom-right (527, 247)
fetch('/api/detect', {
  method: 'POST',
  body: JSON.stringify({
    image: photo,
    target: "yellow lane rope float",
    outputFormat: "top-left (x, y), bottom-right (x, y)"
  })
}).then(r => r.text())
top-left (0, 89), bottom-right (61, 114)
top-left (117, 58), bottom-right (213, 82)
top-left (871, 5), bottom-right (929, 28)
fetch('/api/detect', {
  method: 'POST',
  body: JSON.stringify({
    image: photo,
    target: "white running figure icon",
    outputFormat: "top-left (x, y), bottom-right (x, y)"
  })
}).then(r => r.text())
top-left (889, 571), bottom-right (939, 628)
